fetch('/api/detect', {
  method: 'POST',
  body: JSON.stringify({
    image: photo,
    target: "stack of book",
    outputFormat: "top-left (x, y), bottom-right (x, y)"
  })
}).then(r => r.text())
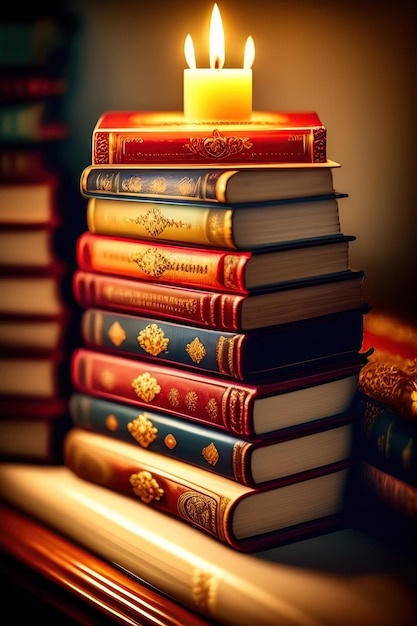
top-left (0, 8), bottom-right (76, 463)
top-left (63, 109), bottom-right (369, 552)
top-left (347, 311), bottom-right (417, 549)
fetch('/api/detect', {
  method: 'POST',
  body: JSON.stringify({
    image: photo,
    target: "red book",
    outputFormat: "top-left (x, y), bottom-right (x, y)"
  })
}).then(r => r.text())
top-left (73, 269), bottom-right (365, 331)
top-left (76, 230), bottom-right (354, 293)
top-left (92, 110), bottom-right (327, 165)
top-left (70, 347), bottom-right (365, 438)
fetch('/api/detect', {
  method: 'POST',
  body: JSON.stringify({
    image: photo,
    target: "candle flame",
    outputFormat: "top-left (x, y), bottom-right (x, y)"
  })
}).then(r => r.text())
top-left (184, 34), bottom-right (196, 69)
top-left (209, 3), bottom-right (224, 70)
top-left (243, 36), bottom-right (255, 69)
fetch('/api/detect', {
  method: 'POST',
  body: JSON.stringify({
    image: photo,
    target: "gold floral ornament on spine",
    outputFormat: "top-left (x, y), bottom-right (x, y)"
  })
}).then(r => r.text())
top-left (127, 413), bottom-right (158, 447)
top-left (126, 206), bottom-right (191, 237)
top-left (138, 323), bottom-right (169, 356)
top-left (129, 470), bottom-right (164, 503)
top-left (131, 372), bottom-right (161, 402)
top-left (185, 129), bottom-right (253, 160)
top-left (185, 337), bottom-right (206, 363)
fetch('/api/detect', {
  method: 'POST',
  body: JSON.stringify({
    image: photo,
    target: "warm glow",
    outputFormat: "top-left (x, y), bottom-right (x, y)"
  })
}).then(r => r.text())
top-left (209, 3), bottom-right (225, 70)
top-left (184, 34), bottom-right (196, 69)
top-left (243, 36), bottom-right (255, 70)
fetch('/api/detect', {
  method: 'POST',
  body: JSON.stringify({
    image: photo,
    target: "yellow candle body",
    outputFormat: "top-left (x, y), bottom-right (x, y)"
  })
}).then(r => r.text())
top-left (183, 69), bottom-right (252, 122)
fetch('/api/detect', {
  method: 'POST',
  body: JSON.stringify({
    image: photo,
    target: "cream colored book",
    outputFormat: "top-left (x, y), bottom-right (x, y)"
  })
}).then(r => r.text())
top-left (0, 463), bottom-right (415, 626)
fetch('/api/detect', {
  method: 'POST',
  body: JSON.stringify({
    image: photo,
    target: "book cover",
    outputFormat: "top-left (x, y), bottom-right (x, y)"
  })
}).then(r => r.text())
top-left (92, 110), bottom-right (327, 165)
top-left (80, 307), bottom-right (367, 381)
top-left (70, 348), bottom-right (364, 438)
top-left (86, 194), bottom-right (346, 250)
top-left (80, 162), bottom-right (339, 205)
top-left (69, 392), bottom-right (354, 487)
top-left (353, 391), bottom-right (417, 486)
top-left (63, 427), bottom-right (350, 551)
top-left (73, 269), bottom-right (365, 331)
top-left (0, 504), bottom-right (211, 626)
top-left (76, 231), bottom-right (354, 293)
top-left (1, 464), bottom-right (416, 625)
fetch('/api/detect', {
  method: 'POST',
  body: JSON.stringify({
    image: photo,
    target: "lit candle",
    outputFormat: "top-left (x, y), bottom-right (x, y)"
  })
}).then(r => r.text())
top-left (183, 4), bottom-right (255, 122)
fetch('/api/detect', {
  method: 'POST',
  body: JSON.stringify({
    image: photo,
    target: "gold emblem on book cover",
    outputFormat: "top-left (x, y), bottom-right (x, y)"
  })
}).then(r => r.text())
top-left (127, 413), bottom-right (158, 448)
top-left (185, 129), bottom-right (253, 160)
top-left (205, 398), bottom-right (218, 421)
top-left (126, 206), bottom-right (191, 237)
top-left (131, 372), bottom-right (161, 402)
top-left (202, 442), bottom-right (219, 466)
top-left (99, 369), bottom-right (116, 390)
top-left (129, 248), bottom-right (208, 279)
top-left (138, 323), bottom-right (169, 356)
top-left (105, 413), bottom-right (119, 431)
top-left (185, 390), bottom-right (198, 411)
top-left (129, 470), bottom-right (164, 503)
top-left (177, 491), bottom-right (218, 535)
top-left (108, 321), bottom-right (127, 347)
top-left (164, 434), bottom-right (177, 449)
top-left (186, 337), bottom-right (206, 363)
top-left (167, 387), bottom-right (180, 407)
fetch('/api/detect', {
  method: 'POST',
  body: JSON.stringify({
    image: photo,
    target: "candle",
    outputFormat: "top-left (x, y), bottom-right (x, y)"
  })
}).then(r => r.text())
top-left (183, 4), bottom-right (255, 122)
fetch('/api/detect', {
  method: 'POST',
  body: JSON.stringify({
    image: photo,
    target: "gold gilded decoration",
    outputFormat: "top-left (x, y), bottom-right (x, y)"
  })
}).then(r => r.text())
top-left (202, 442), bottom-right (219, 466)
top-left (126, 206), bottom-right (191, 237)
top-left (206, 398), bottom-right (218, 421)
top-left (138, 323), bottom-right (169, 356)
top-left (131, 372), bottom-right (161, 402)
top-left (167, 387), bottom-right (180, 407)
top-left (223, 254), bottom-right (240, 291)
top-left (108, 321), bottom-right (127, 347)
top-left (121, 175), bottom-right (144, 192)
top-left (129, 471), bottom-right (164, 503)
top-left (186, 337), bottom-right (206, 364)
top-left (99, 369), bottom-right (116, 390)
top-left (127, 413), bottom-right (158, 447)
top-left (192, 569), bottom-right (218, 614)
top-left (312, 127), bottom-right (327, 163)
top-left (185, 390), bottom-right (198, 411)
top-left (129, 247), bottom-right (208, 279)
top-left (177, 491), bottom-right (218, 535)
top-left (164, 434), bottom-right (177, 449)
top-left (148, 176), bottom-right (168, 194)
top-left (185, 129), bottom-right (253, 160)
top-left (178, 176), bottom-right (198, 196)
top-left (105, 413), bottom-right (119, 431)
top-left (216, 335), bottom-right (238, 377)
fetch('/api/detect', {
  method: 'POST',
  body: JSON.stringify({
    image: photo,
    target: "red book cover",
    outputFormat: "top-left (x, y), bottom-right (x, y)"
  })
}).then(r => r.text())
top-left (92, 110), bottom-right (327, 165)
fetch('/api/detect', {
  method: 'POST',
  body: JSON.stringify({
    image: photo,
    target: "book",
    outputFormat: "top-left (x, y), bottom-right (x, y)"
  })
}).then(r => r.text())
top-left (76, 231), bottom-right (354, 293)
top-left (62, 427), bottom-right (350, 551)
top-left (69, 392), bottom-right (354, 487)
top-left (85, 193), bottom-right (346, 250)
top-left (71, 348), bottom-right (364, 438)
top-left (0, 313), bottom-right (70, 353)
top-left (1, 466), bottom-right (416, 626)
top-left (0, 504), bottom-right (211, 626)
top-left (92, 110), bottom-right (328, 165)
top-left (0, 175), bottom-right (59, 225)
top-left (80, 162), bottom-right (339, 205)
top-left (0, 398), bottom-right (70, 463)
top-left (362, 310), bottom-right (417, 360)
top-left (80, 307), bottom-right (367, 381)
top-left (352, 391), bottom-right (417, 486)
top-left (0, 352), bottom-right (68, 399)
top-left (0, 272), bottom-right (67, 317)
top-left (73, 269), bottom-right (365, 331)
top-left (0, 224), bottom-right (60, 270)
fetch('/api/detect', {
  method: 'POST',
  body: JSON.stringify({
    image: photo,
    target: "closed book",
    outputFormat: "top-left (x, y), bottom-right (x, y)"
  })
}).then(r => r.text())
top-left (70, 347), bottom-right (364, 438)
top-left (73, 269), bottom-right (365, 331)
top-left (76, 231), bottom-right (354, 293)
top-left (63, 428), bottom-right (350, 551)
top-left (0, 312), bottom-right (70, 353)
top-left (0, 223), bottom-right (61, 270)
top-left (80, 162), bottom-right (339, 205)
top-left (353, 391), bottom-right (417, 486)
top-left (0, 398), bottom-right (70, 463)
top-left (92, 110), bottom-right (327, 165)
top-left (0, 505), bottom-right (210, 626)
top-left (0, 271), bottom-right (67, 317)
top-left (80, 307), bottom-right (367, 381)
top-left (0, 174), bottom-right (60, 225)
top-left (86, 194), bottom-right (346, 250)
top-left (0, 352), bottom-right (68, 399)
top-left (69, 392), bottom-right (354, 487)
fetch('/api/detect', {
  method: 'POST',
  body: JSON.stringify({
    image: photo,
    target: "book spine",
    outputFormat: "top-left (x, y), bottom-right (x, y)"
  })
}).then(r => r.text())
top-left (355, 393), bottom-right (417, 485)
top-left (63, 427), bottom-right (239, 547)
top-left (70, 348), bottom-right (256, 437)
top-left (76, 232), bottom-right (250, 292)
top-left (80, 167), bottom-right (234, 203)
top-left (69, 393), bottom-right (253, 484)
top-left (86, 197), bottom-right (236, 249)
top-left (93, 127), bottom-right (327, 165)
top-left (358, 462), bottom-right (417, 522)
top-left (81, 308), bottom-right (250, 379)
top-left (73, 270), bottom-right (245, 331)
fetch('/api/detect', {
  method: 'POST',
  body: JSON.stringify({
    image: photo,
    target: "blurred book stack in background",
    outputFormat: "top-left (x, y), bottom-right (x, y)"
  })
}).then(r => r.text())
top-left (0, 7), bottom-right (78, 463)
